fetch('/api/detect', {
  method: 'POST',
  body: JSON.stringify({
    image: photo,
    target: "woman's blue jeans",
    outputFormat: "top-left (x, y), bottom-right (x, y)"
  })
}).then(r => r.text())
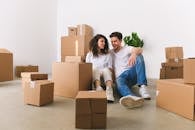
top-left (115, 55), bottom-right (147, 96)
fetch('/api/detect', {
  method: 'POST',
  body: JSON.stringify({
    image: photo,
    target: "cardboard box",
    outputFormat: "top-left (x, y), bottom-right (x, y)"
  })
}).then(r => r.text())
top-left (15, 65), bottom-right (39, 77)
top-left (24, 80), bottom-right (54, 106)
top-left (64, 56), bottom-right (84, 62)
top-left (52, 62), bottom-right (92, 98)
top-left (77, 24), bottom-right (93, 36)
top-left (21, 72), bottom-right (48, 88)
top-left (75, 91), bottom-right (107, 129)
top-left (0, 48), bottom-right (13, 81)
top-left (184, 58), bottom-right (195, 84)
top-left (156, 79), bottom-right (195, 120)
top-left (68, 27), bottom-right (77, 36)
top-left (160, 62), bottom-right (183, 79)
top-left (61, 35), bottom-right (92, 62)
top-left (165, 47), bottom-right (183, 59)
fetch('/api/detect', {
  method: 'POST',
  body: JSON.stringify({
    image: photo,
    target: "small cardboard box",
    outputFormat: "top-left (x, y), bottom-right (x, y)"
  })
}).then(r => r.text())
top-left (61, 35), bottom-right (92, 62)
top-left (156, 79), bottom-right (195, 120)
top-left (21, 72), bottom-right (48, 88)
top-left (184, 58), bottom-right (195, 84)
top-left (75, 91), bottom-right (107, 129)
top-left (160, 61), bottom-right (183, 79)
top-left (52, 62), bottom-right (92, 98)
top-left (15, 65), bottom-right (39, 78)
top-left (77, 24), bottom-right (93, 36)
top-left (24, 80), bottom-right (54, 106)
top-left (165, 47), bottom-right (183, 59)
top-left (68, 27), bottom-right (77, 36)
top-left (0, 48), bottom-right (13, 81)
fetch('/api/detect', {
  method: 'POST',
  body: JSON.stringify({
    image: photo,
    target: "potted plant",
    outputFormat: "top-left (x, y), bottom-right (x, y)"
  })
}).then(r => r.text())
top-left (123, 32), bottom-right (144, 47)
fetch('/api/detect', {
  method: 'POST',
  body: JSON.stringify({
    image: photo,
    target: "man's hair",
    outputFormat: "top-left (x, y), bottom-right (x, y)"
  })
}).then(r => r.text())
top-left (89, 34), bottom-right (109, 57)
top-left (109, 32), bottom-right (123, 40)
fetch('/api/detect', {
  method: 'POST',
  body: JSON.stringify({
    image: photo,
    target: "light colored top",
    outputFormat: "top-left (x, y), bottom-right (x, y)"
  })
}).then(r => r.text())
top-left (110, 46), bottom-right (133, 78)
top-left (86, 51), bottom-right (112, 70)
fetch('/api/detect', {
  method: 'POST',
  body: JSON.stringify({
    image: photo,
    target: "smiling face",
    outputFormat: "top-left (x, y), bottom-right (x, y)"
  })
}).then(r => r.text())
top-left (110, 36), bottom-right (122, 51)
top-left (97, 37), bottom-right (106, 50)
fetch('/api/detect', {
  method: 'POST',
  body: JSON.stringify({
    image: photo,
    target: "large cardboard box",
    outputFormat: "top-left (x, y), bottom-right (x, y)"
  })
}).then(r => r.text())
top-left (156, 79), bottom-right (195, 120)
top-left (165, 47), bottom-right (183, 59)
top-left (184, 58), bottom-right (195, 84)
top-left (21, 72), bottom-right (48, 88)
top-left (77, 24), bottom-right (93, 36)
top-left (0, 48), bottom-right (13, 81)
top-left (61, 35), bottom-right (92, 61)
top-left (52, 62), bottom-right (92, 98)
top-left (15, 65), bottom-right (39, 78)
top-left (24, 80), bottom-right (54, 106)
top-left (75, 91), bottom-right (107, 129)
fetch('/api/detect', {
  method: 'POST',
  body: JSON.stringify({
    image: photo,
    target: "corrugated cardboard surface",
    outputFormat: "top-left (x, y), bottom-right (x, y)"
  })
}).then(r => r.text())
top-left (24, 80), bottom-right (54, 106)
top-left (15, 65), bottom-right (38, 77)
top-left (52, 62), bottom-right (92, 98)
top-left (75, 91), bottom-right (107, 129)
top-left (156, 79), bottom-right (195, 120)
top-left (61, 35), bottom-right (92, 62)
top-left (165, 47), bottom-right (183, 59)
top-left (77, 24), bottom-right (93, 36)
top-left (68, 27), bottom-right (77, 36)
top-left (160, 61), bottom-right (183, 79)
top-left (184, 58), bottom-right (195, 84)
top-left (21, 72), bottom-right (48, 88)
top-left (64, 56), bottom-right (84, 62)
top-left (0, 48), bottom-right (13, 81)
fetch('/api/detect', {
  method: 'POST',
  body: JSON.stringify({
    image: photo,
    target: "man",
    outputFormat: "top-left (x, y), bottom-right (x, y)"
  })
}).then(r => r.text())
top-left (109, 32), bottom-right (151, 109)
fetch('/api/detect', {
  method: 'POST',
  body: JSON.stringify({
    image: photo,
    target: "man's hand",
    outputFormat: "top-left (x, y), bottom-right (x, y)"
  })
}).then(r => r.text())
top-left (128, 53), bottom-right (137, 67)
top-left (128, 47), bottom-right (142, 67)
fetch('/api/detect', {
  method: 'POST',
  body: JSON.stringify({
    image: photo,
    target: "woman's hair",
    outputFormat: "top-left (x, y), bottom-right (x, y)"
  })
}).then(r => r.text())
top-left (109, 32), bottom-right (123, 40)
top-left (89, 34), bottom-right (109, 57)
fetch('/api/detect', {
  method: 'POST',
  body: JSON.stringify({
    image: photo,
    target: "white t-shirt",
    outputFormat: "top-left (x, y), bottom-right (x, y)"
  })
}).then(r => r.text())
top-left (111, 46), bottom-right (133, 78)
top-left (86, 52), bottom-right (112, 70)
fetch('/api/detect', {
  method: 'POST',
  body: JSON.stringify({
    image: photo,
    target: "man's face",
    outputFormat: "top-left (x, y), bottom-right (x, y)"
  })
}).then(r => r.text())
top-left (110, 37), bottom-right (122, 50)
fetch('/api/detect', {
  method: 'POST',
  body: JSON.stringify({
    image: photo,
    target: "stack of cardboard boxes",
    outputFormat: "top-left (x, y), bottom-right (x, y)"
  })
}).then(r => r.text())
top-left (75, 91), bottom-right (107, 129)
top-left (21, 72), bottom-right (54, 106)
top-left (160, 47), bottom-right (183, 79)
top-left (157, 57), bottom-right (195, 120)
top-left (52, 24), bottom-right (93, 98)
top-left (0, 48), bottom-right (13, 82)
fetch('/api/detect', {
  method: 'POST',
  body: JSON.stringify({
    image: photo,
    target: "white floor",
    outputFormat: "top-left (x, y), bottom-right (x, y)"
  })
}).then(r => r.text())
top-left (0, 79), bottom-right (195, 130)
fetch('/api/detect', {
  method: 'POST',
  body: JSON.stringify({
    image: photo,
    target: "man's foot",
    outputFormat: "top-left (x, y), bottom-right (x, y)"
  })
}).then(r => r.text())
top-left (119, 95), bottom-right (144, 109)
top-left (106, 87), bottom-right (114, 103)
top-left (96, 86), bottom-right (104, 91)
top-left (139, 85), bottom-right (151, 100)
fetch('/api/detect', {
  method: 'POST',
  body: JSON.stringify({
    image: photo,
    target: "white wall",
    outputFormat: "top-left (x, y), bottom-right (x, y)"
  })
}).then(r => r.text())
top-left (0, 0), bottom-right (57, 74)
top-left (58, 0), bottom-right (195, 79)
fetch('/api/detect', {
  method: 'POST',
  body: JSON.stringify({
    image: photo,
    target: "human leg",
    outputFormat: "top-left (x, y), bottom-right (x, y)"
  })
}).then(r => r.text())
top-left (93, 68), bottom-right (103, 91)
top-left (102, 68), bottom-right (114, 102)
top-left (135, 55), bottom-right (151, 99)
top-left (116, 70), bottom-right (144, 108)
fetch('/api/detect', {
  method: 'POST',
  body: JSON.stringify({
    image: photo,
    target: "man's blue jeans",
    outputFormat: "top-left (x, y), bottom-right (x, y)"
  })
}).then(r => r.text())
top-left (116, 55), bottom-right (147, 96)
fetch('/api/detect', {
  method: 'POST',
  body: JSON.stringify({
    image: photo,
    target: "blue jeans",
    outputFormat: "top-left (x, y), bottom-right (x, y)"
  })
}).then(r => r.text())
top-left (116, 55), bottom-right (147, 96)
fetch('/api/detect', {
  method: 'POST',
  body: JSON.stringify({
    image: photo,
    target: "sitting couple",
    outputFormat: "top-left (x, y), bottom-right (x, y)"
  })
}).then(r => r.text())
top-left (86, 32), bottom-right (151, 109)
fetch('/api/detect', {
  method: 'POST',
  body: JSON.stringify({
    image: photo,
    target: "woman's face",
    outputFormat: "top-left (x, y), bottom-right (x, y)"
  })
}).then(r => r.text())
top-left (97, 37), bottom-right (106, 49)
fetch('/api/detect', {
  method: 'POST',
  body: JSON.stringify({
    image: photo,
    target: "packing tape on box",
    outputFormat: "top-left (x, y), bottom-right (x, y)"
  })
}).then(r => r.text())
top-left (30, 81), bottom-right (35, 88)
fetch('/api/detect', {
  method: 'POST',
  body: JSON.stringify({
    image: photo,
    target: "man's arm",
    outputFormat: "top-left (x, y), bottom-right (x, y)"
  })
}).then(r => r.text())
top-left (128, 47), bottom-right (143, 66)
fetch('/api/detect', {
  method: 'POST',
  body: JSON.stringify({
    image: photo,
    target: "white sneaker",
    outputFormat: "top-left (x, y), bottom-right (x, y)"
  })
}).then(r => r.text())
top-left (96, 86), bottom-right (104, 91)
top-left (139, 85), bottom-right (151, 100)
top-left (106, 87), bottom-right (115, 103)
top-left (119, 95), bottom-right (144, 109)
